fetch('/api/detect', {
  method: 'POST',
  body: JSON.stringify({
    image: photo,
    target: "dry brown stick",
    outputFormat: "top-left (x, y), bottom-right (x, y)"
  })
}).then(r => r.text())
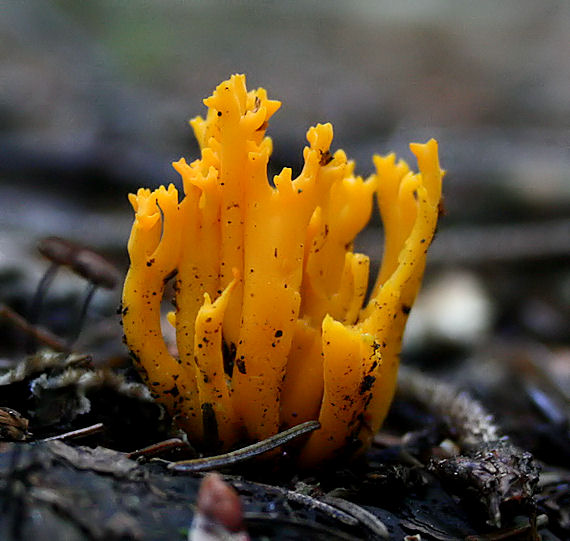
top-left (127, 438), bottom-right (188, 459)
top-left (397, 364), bottom-right (500, 447)
top-left (37, 236), bottom-right (120, 290)
top-left (0, 303), bottom-right (70, 353)
top-left (169, 421), bottom-right (320, 473)
top-left (320, 495), bottom-right (390, 539)
top-left (40, 423), bottom-right (105, 442)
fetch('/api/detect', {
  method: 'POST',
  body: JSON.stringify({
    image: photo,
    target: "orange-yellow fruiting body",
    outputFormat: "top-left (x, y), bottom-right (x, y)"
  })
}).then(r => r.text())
top-left (122, 74), bottom-right (443, 467)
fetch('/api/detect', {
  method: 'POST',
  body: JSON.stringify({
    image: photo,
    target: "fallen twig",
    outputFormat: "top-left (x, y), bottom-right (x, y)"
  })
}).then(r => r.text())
top-left (41, 423), bottom-right (105, 442)
top-left (169, 421), bottom-right (319, 473)
top-left (321, 494), bottom-right (390, 539)
top-left (127, 438), bottom-right (188, 459)
top-left (0, 304), bottom-right (70, 353)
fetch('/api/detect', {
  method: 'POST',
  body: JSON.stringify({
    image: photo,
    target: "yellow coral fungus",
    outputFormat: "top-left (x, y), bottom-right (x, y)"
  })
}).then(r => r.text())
top-left (122, 74), bottom-right (443, 466)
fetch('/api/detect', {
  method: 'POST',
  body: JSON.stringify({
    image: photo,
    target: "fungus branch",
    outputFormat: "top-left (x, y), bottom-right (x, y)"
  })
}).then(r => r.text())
top-left (122, 74), bottom-right (443, 466)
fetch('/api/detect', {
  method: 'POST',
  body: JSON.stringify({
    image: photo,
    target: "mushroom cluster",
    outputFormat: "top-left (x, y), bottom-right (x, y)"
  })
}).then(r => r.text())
top-left (122, 75), bottom-right (443, 467)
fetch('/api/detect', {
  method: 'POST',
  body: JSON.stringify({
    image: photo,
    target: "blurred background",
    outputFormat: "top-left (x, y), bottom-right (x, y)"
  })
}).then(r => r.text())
top-left (0, 1), bottom-right (569, 461)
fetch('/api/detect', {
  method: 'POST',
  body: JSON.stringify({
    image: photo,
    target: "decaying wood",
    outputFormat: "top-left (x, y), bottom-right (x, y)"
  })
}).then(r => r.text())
top-left (397, 366), bottom-right (540, 529)
top-left (0, 356), bottom-right (559, 540)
